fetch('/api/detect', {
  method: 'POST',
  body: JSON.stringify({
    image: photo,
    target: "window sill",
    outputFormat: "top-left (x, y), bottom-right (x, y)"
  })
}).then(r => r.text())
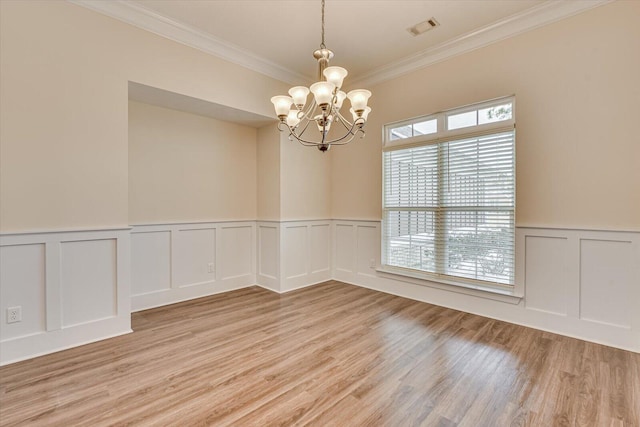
top-left (375, 266), bottom-right (523, 305)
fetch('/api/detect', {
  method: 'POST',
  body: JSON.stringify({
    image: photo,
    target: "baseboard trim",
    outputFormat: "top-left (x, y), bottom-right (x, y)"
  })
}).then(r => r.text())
top-left (339, 278), bottom-right (639, 354)
top-left (0, 326), bottom-right (133, 367)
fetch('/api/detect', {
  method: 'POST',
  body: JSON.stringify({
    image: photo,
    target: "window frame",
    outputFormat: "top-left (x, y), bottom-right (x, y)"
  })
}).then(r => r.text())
top-left (384, 97), bottom-right (515, 149)
top-left (381, 96), bottom-right (519, 297)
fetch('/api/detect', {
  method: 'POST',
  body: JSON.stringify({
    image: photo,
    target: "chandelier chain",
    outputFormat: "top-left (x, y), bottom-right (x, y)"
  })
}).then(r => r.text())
top-left (320, 0), bottom-right (325, 48)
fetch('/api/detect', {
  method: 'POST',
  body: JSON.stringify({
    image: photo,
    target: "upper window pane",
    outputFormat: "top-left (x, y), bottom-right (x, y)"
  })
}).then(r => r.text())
top-left (478, 103), bottom-right (513, 125)
top-left (448, 111), bottom-right (477, 130)
top-left (389, 124), bottom-right (412, 141)
top-left (384, 96), bottom-right (514, 148)
top-left (413, 119), bottom-right (437, 136)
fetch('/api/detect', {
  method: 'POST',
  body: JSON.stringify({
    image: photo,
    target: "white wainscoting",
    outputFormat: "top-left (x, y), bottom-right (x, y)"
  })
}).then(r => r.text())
top-left (130, 222), bottom-right (256, 311)
top-left (0, 228), bottom-right (132, 365)
top-left (257, 222), bottom-right (280, 292)
top-left (3, 220), bottom-right (636, 365)
top-left (332, 221), bottom-right (640, 352)
top-left (257, 220), bottom-right (332, 293)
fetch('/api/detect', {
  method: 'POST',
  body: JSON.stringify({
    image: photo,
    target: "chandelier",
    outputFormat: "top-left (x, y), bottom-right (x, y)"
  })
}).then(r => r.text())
top-left (270, 0), bottom-right (372, 152)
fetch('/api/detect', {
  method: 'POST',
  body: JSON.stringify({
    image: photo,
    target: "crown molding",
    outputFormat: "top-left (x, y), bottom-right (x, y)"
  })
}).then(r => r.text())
top-left (68, 0), bottom-right (309, 85)
top-left (350, 0), bottom-right (612, 87)
top-left (70, 0), bottom-right (611, 88)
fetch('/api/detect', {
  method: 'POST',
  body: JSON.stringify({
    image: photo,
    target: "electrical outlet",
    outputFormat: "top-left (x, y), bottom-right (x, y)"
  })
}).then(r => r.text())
top-left (369, 258), bottom-right (376, 269)
top-left (208, 263), bottom-right (215, 273)
top-left (7, 306), bottom-right (21, 324)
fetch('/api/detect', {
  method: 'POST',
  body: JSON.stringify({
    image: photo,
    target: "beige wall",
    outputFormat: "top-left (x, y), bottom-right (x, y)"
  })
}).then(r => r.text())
top-left (3, 1), bottom-right (638, 232)
top-left (256, 128), bottom-right (332, 221)
top-left (257, 125), bottom-right (332, 221)
top-left (128, 101), bottom-right (256, 224)
top-left (0, 0), bottom-right (289, 232)
top-left (257, 125), bottom-right (281, 220)
top-left (280, 135), bottom-right (332, 221)
top-left (332, 1), bottom-right (640, 231)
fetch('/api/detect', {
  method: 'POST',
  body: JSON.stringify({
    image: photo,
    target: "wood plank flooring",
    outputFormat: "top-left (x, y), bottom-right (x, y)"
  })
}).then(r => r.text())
top-left (1, 281), bottom-right (638, 426)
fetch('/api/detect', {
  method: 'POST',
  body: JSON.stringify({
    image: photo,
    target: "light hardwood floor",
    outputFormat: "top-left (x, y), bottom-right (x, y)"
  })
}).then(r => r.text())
top-left (1, 281), bottom-right (638, 426)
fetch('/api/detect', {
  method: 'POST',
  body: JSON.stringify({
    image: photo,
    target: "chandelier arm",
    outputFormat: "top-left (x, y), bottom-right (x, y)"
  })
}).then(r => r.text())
top-left (298, 98), bottom-right (318, 121)
top-left (286, 125), bottom-right (326, 146)
top-left (335, 109), bottom-right (355, 128)
top-left (322, 125), bottom-right (362, 145)
top-left (323, 132), bottom-right (357, 145)
top-left (287, 121), bottom-right (365, 146)
top-left (295, 120), bottom-right (313, 137)
top-left (279, 121), bottom-right (320, 146)
top-left (319, 122), bottom-right (364, 145)
top-left (289, 136), bottom-right (324, 146)
top-left (296, 139), bottom-right (324, 147)
top-left (323, 129), bottom-right (363, 146)
top-left (329, 129), bottom-right (366, 145)
top-left (335, 113), bottom-right (355, 132)
top-left (276, 121), bottom-right (288, 132)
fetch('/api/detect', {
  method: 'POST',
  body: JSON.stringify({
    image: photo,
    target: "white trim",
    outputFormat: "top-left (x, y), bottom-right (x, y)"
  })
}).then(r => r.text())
top-left (129, 219), bottom-right (256, 227)
top-left (0, 226), bottom-right (131, 237)
top-left (517, 224), bottom-right (640, 233)
top-left (376, 266), bottom-right (522, 304)
top-left (1, 328), bottom-right (133, 367)
top-left (68, 0), bottom-right (610, 88)
top-left (68, 0), bottom-right (309, 86)
top-left (383, 96), bottom-right (515, 150)
top-left (256, 278), bottom-right (333, 295)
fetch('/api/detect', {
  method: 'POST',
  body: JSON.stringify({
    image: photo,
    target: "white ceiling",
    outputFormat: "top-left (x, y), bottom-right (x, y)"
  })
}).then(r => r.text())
top-left (77, 0), bottom-right (609, 87)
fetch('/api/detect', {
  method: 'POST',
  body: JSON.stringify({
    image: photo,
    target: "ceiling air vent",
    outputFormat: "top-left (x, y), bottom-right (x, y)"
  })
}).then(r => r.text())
top-left (408, 18), bottom-right (439, 36)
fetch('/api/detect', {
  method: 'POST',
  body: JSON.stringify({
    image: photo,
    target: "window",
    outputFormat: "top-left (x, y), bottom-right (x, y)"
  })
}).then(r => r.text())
top-left (383, 97), bottom-right (515, 289)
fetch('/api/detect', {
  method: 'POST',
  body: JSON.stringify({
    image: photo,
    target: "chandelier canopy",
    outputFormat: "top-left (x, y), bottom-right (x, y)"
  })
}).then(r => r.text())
top-left (270, 0), bottom-right (371, 152)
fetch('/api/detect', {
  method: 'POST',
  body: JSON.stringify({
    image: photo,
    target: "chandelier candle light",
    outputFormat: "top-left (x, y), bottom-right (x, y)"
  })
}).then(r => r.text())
top-left (270, 0), bottom-right (372, 152)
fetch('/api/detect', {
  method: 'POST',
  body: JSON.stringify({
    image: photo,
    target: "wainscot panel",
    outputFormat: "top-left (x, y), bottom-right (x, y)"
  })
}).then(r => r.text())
top-left (257, 222), bottom-right (280, 292)
top-left (257, 220), bottom-right (333, 293)
top-left (130, 222), bottom-right (255, 311)
top-left (0, 228), bottom-right (131, 365)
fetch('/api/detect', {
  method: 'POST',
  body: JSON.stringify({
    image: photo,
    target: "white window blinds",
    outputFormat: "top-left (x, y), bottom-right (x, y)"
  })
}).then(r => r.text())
top-left (383, 97), bottom-right (515, 287)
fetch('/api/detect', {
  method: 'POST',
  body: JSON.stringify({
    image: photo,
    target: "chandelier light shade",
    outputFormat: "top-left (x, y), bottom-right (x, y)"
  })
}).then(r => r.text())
top-left (270, 0), bottom-right (372, 152)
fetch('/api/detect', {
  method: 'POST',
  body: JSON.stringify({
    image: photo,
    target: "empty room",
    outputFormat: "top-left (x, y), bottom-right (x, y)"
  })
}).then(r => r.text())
top-left (0, 0), bottom-right (638, 425)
